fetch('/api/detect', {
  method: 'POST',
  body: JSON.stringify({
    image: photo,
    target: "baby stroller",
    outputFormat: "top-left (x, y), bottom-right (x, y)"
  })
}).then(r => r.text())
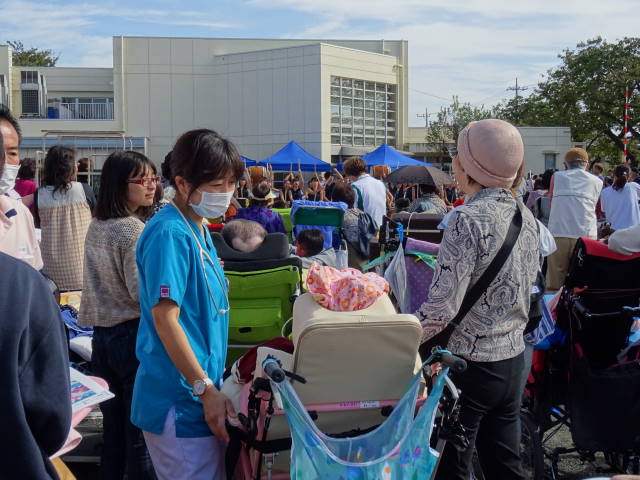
top-left (523, 237), bottom-right (640, 477)
top-left (225, 292), bottom-right (468, 479)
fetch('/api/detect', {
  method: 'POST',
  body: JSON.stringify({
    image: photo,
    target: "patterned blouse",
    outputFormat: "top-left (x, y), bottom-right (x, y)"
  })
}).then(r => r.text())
top-left (235, 206), bottom-right (286, 234)
top-left (417, 188), bottom-right (539, 362)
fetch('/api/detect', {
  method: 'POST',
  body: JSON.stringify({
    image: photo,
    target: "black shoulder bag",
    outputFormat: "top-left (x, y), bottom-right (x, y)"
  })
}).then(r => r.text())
top-left (419, 203), bottom-right (524, 360)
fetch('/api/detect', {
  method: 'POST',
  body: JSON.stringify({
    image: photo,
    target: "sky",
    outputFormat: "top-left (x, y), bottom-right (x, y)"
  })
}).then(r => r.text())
top-left (2, 0), bottom-right (639, 126)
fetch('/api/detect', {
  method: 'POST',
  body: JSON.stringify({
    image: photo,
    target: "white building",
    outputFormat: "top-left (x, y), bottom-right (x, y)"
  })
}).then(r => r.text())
top-left (405, 125), bottom-right (575, 174)
top-left (1, 36), bottom-right (408, 167)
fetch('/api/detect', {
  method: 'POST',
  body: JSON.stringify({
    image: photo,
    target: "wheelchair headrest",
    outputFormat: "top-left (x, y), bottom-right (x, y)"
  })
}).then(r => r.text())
top-left (211, 232), bottom-right (290, 261)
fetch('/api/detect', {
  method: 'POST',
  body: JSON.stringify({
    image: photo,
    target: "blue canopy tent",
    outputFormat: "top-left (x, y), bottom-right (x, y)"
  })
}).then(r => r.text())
top-left (259, 141), bottom-right (331, 172)
top-left (241, 155), bottom-right (258, 166)
top-left (362, 143), bottom-right (430, 169)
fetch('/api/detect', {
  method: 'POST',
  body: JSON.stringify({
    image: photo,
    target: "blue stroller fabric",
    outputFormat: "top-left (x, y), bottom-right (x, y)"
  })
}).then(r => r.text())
top-left (271, 363), bottom-right (448, 479)
top-left (60, 305), bottom-right (93, 340)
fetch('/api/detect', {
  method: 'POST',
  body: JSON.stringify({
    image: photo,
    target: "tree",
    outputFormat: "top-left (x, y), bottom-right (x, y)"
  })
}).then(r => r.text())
top-left (496, 37), bottom-right (640, 164)
top-left (424, 96), bottom-right (495, 158)
top-left (7, 40), bottom-right (59, 67)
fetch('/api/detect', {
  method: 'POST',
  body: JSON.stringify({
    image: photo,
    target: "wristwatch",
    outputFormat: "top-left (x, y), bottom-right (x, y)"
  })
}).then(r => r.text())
top-left (192, 377), bottom-right (213, 397)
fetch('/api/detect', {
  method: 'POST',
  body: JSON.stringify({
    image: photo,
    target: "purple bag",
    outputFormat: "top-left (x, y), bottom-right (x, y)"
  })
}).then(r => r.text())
top-left (404, 237), bottom-right (439, 314)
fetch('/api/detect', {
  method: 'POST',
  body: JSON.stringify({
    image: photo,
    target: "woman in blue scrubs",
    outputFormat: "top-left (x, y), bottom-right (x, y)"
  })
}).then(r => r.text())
top-left (131, 129), bottom-right (245, 479)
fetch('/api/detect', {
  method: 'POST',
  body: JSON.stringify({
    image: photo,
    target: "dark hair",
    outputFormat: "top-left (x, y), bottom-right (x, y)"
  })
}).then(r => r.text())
top-left (94, 151), bottom-right (157, 220)
top-left (396, 198), bottom-right (410, 210)
top-left (273, 199), bottom-right (286, 209)
top-left (17, 157), bottom-right (36, 180)
top-left (324, 171), bottom-right (332, 180)
top-left (330, 182), bottom-right (355, 208)
top-left (0, 104), bottom-right (22, 141)
top-left (161, 151), bottom-right (172, 181)
top-left (250, 181), bottom-right (272, 207)
top-left (42, 145), bottom-right (77, 194)
top-left (613, 164), bottom-right (629, 191)
top-left (0, 128), bottom-right (4, 175)
top-left (170, 129), bottom-right (243, 196)
top-left (343, 156), bottom-right (367, 177)
top-left (540, 168), bottom-right (554, 190)
top-left (296, 228), bottom-right (324, 257)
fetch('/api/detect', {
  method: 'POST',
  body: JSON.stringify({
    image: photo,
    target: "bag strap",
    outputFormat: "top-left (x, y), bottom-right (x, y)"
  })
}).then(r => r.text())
top-left (351, 184), bottom-right (365, 211)
top-left (436, 202), bottom-right (524, 342)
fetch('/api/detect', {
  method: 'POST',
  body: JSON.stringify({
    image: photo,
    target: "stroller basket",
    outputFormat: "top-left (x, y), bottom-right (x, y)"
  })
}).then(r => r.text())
top-left (263, 354), bottom-right (457, 479)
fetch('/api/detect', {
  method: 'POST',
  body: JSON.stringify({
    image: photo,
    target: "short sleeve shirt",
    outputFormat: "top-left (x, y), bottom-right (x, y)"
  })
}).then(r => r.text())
top-left (131, 205), bottom-right (229, 438)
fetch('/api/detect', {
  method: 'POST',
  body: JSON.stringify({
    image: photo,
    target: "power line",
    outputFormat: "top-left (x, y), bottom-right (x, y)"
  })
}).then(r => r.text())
top-left (506, 77), bottom-right (531, 123)
top-left (410, 88), bottom-right (451, 102)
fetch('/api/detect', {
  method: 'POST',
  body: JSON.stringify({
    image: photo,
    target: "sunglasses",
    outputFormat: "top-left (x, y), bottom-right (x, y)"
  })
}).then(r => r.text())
top-left (128, 176), bottom-right (161, 187)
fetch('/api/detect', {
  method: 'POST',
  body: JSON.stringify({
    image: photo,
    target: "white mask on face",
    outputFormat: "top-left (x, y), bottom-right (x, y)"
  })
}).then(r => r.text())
top-left (0, 163), bottom-right (20, 195)
top-left (189, 189), bottom-right (234, 219)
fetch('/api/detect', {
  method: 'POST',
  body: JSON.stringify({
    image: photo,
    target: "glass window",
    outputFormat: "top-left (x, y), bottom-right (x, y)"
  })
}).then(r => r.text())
top-left (387, 138), bottom-right (396, 146)
top-left (342, 88), bottom-right (352, 97)
top-left (354, 99), bottom-right (364, 108)
top-left (376, 110), bottom-right (385, 119)
top-left (376, 101), bottom-right (386, 110)
top-left (353, 117), bottom-right (364, 126)
top-left (342, 97), bottom-right (352, 107)
top-left (354, 80), bottom-right (364, 89)
top-left (331, 126), bottom-right (340, 134)
top-left (376, 92), bottom-right (386, 101)
top-left (341, 135), bottom-right (352, 145)
top-left (376, 129), bottom-right (386, 137)
top-left (331, 86), bottom-right (340, 96)
top-left (364, 100), bottom-right (374, 109)
top-left (387, 111), bottom-right (395, 120)
top-left (331, 115), bottom-right (340, 124)
top-left (387, 102), bottom-right (395, 111)
top-left (365, 109), bottom-right (374, 118)
top-left (365, 128), bottom-right (375, 135)
top-left (341, 78), bottom-right (352, 87)
top-left (342, 127), bottom-right (352, 134)
top-left (331, 135), bottom-right (341, 144)
top-left (331, 105), bottom-right (340, 115)
top-left (93, 98), bottom-right (108, 103)
top-left (342, 106), bottom-right (352, 117)
top-left (365, 91), bottom-right (375, 100)
top-left (354, 136), bottom-right (364, 146)
top-left (387, 84), bottom-right (396, 93)
top-left (386, 93), bottom-right (396, 102)
top-left (331, 96), bottom-right (340, 105)
top-left (386, 119), bottom-right (396, 128)
top-left (354, 127), bottom-right (364, 135)
top-left (342, 117), bottom-right (352, 126)
top-left (365, 137), bottom-right (375, 146)
top-left (376, 83), bottom-right (386, 92)
top-left (354, 89), bottom-right (364, 99)
top-left (365, 119), bottom-right (375, 126)
top-left (331, 76), bottom-right (340, 86)
top-left (544, 153), bottom-right (557, 170)
top-left (376, 120), bottom-right (386, 127)
top-left (365, 81), bottom-right (375, 90)
top-left (353, 108), bottom-right (363, 118)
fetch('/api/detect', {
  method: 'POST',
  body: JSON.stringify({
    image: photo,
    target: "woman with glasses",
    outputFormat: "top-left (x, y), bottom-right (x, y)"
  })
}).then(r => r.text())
top-left (79, 151), bottom-right (159, 479)
top-left (132, 129), bottom-right (244, 480)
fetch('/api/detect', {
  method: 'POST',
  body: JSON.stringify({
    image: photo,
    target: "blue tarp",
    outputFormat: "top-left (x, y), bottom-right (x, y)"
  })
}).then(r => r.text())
top-left (260, 141), bottom-right (330, 172)
top-left (362, 143), bottom-right (430, 168)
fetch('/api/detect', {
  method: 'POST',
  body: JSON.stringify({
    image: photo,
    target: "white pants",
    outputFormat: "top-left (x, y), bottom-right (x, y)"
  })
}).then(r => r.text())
top-left (143, 407), bottom-right (226, 480)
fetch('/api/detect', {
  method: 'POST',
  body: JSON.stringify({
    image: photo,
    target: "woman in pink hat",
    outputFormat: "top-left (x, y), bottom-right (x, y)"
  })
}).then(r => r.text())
top-left (418, 119), bottom-right (539, 480)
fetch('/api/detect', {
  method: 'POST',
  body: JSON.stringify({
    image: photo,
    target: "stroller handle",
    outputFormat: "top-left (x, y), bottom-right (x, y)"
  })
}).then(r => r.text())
top-left (434, 351), bottom-right (467, 373)
top-left (263, 357), bottom-right (286, 383)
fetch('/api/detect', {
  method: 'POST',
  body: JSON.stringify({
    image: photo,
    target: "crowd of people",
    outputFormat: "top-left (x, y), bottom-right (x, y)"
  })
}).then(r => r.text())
top-left (1, 102), bottom-right (639, 480)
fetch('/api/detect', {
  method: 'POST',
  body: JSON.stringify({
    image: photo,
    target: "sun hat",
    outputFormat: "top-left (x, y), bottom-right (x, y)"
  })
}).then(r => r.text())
top-left (456, 119), bottom-right (524, 189)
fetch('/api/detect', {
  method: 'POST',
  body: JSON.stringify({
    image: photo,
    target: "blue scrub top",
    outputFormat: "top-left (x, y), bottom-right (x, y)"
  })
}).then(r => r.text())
top-left (131, 205), bottom-right (229, 438)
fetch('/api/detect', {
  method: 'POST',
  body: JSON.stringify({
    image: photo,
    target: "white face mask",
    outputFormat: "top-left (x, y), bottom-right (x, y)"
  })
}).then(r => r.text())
top-left (0, 163), bottom-right (20, 195)
top-left (189, 189), bottom-right (234, 219)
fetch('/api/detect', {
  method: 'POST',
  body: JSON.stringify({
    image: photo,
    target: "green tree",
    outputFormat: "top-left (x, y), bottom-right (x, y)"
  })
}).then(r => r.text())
top-left (496, 37), bottom-right (640, 164)
top-left (7, 40), bottom-right (59, 67)
top-left (425, 96), bottom-right (495, 154)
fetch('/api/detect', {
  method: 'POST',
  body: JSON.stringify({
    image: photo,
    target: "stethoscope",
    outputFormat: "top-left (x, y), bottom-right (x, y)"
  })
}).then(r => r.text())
top-left (172, 202), bottom-right (230, 315)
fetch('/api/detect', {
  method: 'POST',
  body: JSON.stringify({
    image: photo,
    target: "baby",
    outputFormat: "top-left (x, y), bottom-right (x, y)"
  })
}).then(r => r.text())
top-left (222, 219), bottom-right (267, 252)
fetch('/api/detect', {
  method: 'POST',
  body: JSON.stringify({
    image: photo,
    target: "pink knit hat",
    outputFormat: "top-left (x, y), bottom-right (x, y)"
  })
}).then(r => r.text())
top-left (457, 119), bottom-right (524, 189)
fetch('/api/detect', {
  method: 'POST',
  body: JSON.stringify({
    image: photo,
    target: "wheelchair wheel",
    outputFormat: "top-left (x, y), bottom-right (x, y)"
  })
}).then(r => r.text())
top-left (520, 411), bottom-right (545, 480)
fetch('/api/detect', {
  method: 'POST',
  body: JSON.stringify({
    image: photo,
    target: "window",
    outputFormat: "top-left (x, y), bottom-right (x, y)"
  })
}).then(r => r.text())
top-left (544, 153), bottom-right (557, 170)
top-left (21, 90), bottom-right (39, 114)
top-left (21, 70), bottom-right (38, 84)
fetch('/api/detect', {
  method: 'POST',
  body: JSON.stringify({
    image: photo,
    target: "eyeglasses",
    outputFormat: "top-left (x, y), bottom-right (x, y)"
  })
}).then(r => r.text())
top-left (128, 176), bottom-right (161, 187)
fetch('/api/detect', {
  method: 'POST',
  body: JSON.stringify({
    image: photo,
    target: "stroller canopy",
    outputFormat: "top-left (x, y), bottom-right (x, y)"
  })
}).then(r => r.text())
top-left (260, 141), bottom-right (331, 172)
top-left (362, 144), bottom-right (429, 169)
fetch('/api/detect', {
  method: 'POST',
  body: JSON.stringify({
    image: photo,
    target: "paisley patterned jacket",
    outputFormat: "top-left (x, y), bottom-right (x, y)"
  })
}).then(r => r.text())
top-left (417, 188), bottom-right (539, 362)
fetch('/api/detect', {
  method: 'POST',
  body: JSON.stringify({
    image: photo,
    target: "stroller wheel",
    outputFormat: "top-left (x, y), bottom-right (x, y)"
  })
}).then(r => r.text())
top-left (520, 411), bottom-right (545, 480)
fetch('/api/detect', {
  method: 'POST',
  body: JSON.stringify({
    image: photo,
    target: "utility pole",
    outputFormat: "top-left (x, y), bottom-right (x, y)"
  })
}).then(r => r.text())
top-left (416, 107), bottom-right (429, 163)
top-left (507, 77), bottom-right (529, 124)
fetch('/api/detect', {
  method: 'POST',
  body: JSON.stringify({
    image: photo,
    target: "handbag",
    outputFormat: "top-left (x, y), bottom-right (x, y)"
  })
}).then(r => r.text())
top-left (419, 202), bottom-right (524, 360)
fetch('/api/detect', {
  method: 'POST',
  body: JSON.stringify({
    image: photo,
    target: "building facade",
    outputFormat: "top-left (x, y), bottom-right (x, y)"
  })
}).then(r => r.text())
top-left (0, 36), bottom-right (408, 167)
